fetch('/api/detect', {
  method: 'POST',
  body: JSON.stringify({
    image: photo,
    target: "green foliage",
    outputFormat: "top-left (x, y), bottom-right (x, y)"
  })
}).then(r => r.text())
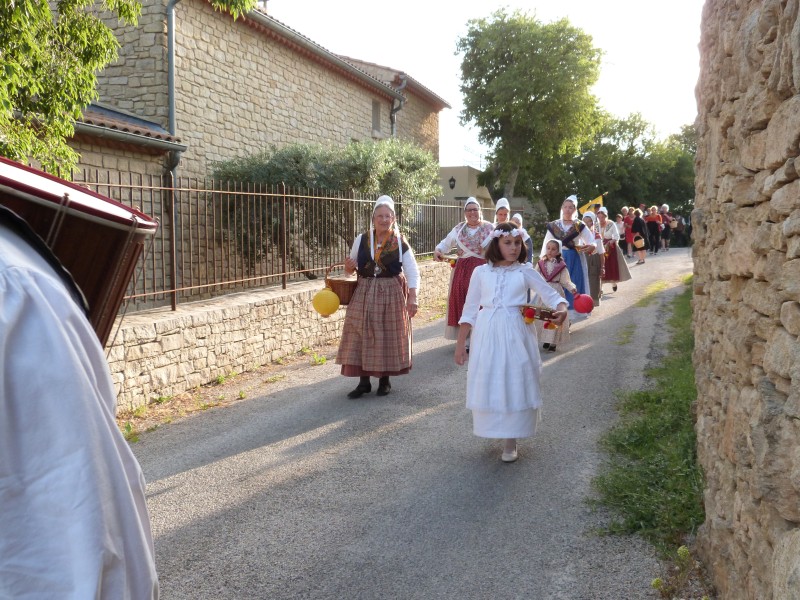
top-left (458, 9), bottom-right (602, 197)
top-left (213, 139), bottom-right (441, 200)
top-left (212, 139), bottom-right (441, 270)
top-left (591, 282), bottom-right (705, 556)
top-left (517, 114), bottom-right (696, 222)
top-left (0, 0), bottom-right (140, 172)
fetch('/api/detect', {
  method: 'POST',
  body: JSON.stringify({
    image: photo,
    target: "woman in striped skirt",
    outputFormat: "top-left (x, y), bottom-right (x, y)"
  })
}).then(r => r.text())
top-left (336, 195), bottom-right (420, 398)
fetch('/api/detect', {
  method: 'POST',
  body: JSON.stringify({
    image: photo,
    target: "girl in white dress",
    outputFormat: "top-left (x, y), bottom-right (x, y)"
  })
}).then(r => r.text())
top-left (454, 222), bottom-right (568, 463)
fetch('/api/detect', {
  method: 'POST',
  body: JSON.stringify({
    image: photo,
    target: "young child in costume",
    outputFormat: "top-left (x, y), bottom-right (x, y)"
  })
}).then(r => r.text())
top-left (534, 239), bottom-right (577, 353)
top-left (454, 222), bottom-right (567, 463)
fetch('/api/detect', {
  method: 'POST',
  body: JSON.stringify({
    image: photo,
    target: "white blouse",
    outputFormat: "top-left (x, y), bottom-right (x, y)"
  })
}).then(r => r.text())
top-left (459, 262), bottom-right (565, 327)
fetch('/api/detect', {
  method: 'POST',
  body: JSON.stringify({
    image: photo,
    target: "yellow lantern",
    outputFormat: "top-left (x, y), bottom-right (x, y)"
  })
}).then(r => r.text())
top-left (312, 287), bottom-right (340, 317)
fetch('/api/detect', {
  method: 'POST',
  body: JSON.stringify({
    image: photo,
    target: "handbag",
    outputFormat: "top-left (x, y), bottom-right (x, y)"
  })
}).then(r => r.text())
top-left (633, 234), bottom-right (645, 249)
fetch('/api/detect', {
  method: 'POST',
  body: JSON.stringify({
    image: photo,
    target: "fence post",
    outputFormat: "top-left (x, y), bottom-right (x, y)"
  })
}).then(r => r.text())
top-left (280, 182), bottom-right (287, 290)
top-left (169, 173), bottom-right (178, 310)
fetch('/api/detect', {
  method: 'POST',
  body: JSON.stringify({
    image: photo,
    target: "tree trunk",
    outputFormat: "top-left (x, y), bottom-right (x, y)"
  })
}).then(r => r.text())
top-left (503, 163), bottom-right (520, 198)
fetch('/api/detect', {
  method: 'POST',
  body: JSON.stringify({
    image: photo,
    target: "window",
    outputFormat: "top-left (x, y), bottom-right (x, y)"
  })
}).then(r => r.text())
top-left (372, 100), bottom-right (381, 133)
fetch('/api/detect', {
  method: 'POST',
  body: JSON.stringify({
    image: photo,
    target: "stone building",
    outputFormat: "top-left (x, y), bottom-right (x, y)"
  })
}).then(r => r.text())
top-left (694, 0), bottom-right (800, 597)
top-left (73, 0), bottom-right (449, 181)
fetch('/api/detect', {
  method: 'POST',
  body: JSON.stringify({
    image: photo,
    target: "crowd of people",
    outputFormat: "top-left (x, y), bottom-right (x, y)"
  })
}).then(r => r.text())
top-left (335, 193), bottom-right (687, 464)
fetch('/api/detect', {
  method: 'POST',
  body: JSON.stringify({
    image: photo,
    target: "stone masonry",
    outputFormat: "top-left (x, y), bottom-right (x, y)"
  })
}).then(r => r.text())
top-left (108, 260), bottom-right (451, 411)
top-left (694, 0), bottom-right (800, 597)
top-left (87, 0), bottom-right (441, 181)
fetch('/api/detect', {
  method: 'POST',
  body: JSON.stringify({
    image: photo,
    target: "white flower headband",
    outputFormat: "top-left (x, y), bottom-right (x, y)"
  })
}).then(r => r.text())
top-left (481, 228), bottom-right (522, 248)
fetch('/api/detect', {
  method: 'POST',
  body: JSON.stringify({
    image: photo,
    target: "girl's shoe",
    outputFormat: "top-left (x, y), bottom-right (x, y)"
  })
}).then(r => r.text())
top-left (548, 345), bottom-right (557, 352)
top-left (612, 284), bottom-right (617, 292)
top-left (543, 343), bottom-right (550, 349)
top-left (501, 444), bottom-right (518, 463)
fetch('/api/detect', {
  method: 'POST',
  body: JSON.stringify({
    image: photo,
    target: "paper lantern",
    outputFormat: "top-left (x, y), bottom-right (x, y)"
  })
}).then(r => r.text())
top-left (312, 287), bottom-right (340, 317)
top-left (573, 293), bottom-right (593, 314)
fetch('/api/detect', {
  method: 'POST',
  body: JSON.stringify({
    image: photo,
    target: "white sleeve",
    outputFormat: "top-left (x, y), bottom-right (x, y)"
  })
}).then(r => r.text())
top-left (579, 225), bottom-right (596, 246)
top-left (610, 223), bottom-right (620, 241)
top-left (402, 247), bottom-right (420, 290)
top-left (457, 266), bottom-right (484, 326)
top-left (349, 234), bottom-right (362, 261)
top-left (435, 224), bottom-right (461, 254)
top-left (522, 263), bottom-right (567, 310)
top-left (0, 228), bottom-right (158, 598)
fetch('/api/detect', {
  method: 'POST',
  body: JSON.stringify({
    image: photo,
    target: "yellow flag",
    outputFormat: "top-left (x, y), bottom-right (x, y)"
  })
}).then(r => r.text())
top-left (578, 194), bottom-right (605, 214)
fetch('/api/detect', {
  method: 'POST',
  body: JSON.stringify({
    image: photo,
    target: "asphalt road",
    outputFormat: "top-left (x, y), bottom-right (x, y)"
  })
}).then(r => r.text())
top-left (133, 249), bottom-right (694, 600)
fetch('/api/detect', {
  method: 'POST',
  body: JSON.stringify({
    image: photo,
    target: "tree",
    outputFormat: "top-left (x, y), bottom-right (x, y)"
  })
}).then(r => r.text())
top-left (0, 0), bottom-right (255, 173)
top-left (457, 9), bottom-right (603, 198)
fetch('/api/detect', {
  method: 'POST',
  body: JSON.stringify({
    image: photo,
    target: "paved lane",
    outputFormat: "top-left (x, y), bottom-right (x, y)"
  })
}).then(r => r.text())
top-left (133, 250), bottom-right (694, 599)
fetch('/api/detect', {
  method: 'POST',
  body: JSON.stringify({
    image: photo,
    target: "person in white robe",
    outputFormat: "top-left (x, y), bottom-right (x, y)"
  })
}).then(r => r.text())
top-left (454, 223), bottom-right (567, 463)
top-left (0, 214), bottom-right (159, 599)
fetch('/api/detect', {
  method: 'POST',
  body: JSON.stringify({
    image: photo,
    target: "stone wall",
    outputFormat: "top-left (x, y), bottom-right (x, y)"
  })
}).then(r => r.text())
top-left (694, 0), bottom-right (800, 597)
top-left (397, 88), bottom-right (441, 161)
top-left (108, 260), bottom-right (451, 411)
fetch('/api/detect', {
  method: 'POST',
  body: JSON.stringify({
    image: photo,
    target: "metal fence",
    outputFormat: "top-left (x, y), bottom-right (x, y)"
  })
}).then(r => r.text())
top-left (73, 170), bottom-right (489, 313)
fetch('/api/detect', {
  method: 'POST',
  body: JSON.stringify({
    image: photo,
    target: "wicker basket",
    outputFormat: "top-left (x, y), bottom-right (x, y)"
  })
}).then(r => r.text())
top-left (633, 234), bottom-right (646, 249)
top-left (669, 218), bottom-right (678, 229)
top-left (325, 263), bottom-right (358, 305)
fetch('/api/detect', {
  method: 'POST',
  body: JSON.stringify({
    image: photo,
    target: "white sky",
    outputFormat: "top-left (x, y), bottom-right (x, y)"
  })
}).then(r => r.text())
top-left (267, 0), bottom-right (705, 169)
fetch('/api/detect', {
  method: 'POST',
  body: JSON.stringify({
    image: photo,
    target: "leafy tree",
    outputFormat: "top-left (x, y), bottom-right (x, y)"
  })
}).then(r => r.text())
top-left (0, 0), bottom-right (255, 173)
top-left (458, 9), bottom-right (603, 198)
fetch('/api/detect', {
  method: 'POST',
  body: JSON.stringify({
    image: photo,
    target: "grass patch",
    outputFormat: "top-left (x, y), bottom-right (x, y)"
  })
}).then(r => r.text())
top-left (635, 280), bottom-right (669, 307)
top-left (615, 323), bottom-right (636, 345)
top-left (592, 278), bottom-right (705, 557)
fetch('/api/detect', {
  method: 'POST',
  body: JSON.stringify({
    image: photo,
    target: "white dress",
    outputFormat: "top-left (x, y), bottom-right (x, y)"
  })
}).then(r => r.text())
top-left (458, 262), bottom-right (566, 438)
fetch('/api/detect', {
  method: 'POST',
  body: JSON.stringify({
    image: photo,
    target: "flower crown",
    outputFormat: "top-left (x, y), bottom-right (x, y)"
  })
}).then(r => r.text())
top-left (481, 228), bottom-right (522, 248)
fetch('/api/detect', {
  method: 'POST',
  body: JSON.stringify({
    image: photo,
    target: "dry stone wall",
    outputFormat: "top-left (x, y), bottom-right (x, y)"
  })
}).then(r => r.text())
top-left (694, 1), bottom-right (800, 597)
top-left (108, 261), bottom-right (451, 410)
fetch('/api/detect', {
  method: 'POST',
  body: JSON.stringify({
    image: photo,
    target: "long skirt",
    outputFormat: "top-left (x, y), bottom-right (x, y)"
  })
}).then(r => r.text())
top-left (601, 241), bottom-right (632, 283)
top-left (444, 255), bottom-right (485, 339)
top-left (472, 408), bottom-right (540, 438)
top-left (336, 274), bottom-right (412, 377)
top-left (561, 248), bottom-right (589, 310)
top-left (586, 253), bottom-right (603, 307)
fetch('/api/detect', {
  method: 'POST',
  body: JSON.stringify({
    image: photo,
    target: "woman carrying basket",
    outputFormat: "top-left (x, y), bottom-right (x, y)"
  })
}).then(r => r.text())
top-left (336, 195), bottom-right (420, 398)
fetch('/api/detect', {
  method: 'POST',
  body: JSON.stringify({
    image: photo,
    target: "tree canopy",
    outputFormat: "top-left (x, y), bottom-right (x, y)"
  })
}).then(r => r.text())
top-left (457, 9), bottom-right (603, 197)
top-left (0, 0), bottom-right (255, 173)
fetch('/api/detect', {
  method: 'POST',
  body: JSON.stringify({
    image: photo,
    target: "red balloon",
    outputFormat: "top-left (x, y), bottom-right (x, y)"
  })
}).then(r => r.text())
top-left (573, 293), bottom-right (594, 314)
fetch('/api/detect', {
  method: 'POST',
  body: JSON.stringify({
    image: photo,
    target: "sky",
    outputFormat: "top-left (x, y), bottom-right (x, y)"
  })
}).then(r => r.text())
top-left (267, 0), bottom-right (705, 169)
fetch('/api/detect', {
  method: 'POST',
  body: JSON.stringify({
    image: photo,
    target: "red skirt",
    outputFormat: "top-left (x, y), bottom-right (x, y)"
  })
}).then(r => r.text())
top-left (447, 256), bottom-right (486, 327)
top-left (602, 240), bottom-right (620, 282)
top-left (336, 274), bottom-right (412, 377)
top-left (601, 241), bottom-right (631, 283)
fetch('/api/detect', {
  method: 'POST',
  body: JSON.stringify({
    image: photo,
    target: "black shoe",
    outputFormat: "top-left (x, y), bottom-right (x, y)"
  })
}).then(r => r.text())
top-left (542, 343), bottom-right (550, 349)
top-left (376, 376), bottom-right (391, 396)
top-left (347, 377), bottom-right (371, 399)
top-left (548, 345), bottom-right (556, 352)
top-left (612, 284), bottom-right (617, 292)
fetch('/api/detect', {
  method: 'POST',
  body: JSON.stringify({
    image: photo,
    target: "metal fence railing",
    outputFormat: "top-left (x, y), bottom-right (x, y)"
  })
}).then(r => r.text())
top-left (72, 170), bottom-right (490, 313)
